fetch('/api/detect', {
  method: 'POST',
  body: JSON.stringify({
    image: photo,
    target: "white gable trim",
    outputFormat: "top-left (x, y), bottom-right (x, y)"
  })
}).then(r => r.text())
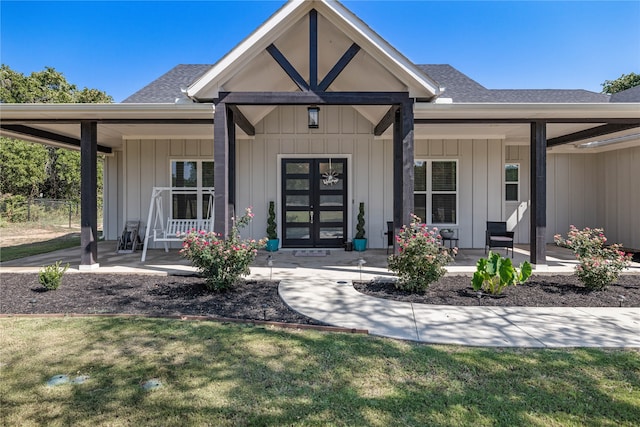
top-left (187, 0), bottom-right (441, 99)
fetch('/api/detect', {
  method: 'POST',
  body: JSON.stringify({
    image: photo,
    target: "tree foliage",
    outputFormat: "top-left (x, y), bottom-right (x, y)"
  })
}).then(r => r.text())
top-left (0, 65), bottom-right (111, 204)
top-left (601, 72), bottom-right (640, 94)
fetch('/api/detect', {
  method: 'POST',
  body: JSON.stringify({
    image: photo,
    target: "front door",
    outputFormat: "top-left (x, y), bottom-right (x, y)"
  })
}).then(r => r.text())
top-left (282, 158), bottom-right (347, 248)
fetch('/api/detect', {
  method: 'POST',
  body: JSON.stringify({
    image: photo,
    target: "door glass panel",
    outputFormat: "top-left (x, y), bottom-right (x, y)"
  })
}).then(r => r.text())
top-left (319, 178), bottom-right (343, 190)
top-left (319, 211), bottom-right (343, 223)
top-left (286, 195), bottom-right (309, 207)
top-left (319, 227), bottom-right (343, 239)
top-left (319, 162), bottom-right (343, 174)
top-left (286, 179), bottom-right (309, 190)
top-left (320, 195), bottom-right (343, 206)
top-left (286, 162), bottom-right (309, 174)
top-left (286, 227), bottom-right (310, 239)
top-left (286, 211), bottom-right (310, 223)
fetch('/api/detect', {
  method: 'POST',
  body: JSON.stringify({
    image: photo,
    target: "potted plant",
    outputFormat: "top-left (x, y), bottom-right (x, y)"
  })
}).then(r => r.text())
top-left (266, 201), bottom-right (279, 252)
top-left (353, 202), bottom-right (367, 251)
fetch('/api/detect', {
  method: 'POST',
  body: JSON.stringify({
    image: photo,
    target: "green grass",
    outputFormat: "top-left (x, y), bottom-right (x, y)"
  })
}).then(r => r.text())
top-left (0, 234), bottom-right (80, 262)
top-left (1, 318), bottom-right (639, 426)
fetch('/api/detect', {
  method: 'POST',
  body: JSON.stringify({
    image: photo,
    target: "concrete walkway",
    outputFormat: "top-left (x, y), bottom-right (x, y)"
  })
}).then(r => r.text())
top-left (2, 244), bottom-right (639, 348)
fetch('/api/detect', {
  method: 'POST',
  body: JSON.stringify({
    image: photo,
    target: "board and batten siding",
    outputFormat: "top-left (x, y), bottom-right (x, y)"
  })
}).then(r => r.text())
top-left (121, 138), bottom-right (214, 249)
top-left (547, 146), bottom-right (640, 251)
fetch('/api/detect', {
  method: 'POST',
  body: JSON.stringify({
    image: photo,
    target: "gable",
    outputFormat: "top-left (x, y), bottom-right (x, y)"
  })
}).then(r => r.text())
top-left (186, 0), bottom-right (440, 128)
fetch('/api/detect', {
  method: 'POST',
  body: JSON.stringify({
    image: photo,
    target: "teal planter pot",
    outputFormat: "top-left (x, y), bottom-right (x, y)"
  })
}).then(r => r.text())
top-left (353, 238), bottom-right (367, 251)
top-left (266, 239), bottom-right (279, 252)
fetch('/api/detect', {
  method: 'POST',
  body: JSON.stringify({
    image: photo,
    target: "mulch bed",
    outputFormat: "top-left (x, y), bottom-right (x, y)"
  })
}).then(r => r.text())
top-left (354, 274), bottom-right (640, 307)
top-left (1, 274), bottom-right (638, 327)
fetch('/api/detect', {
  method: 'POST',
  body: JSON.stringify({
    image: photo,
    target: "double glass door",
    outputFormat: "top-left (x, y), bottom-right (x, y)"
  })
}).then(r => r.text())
top-left (282, 158), bottom-right (347, 248)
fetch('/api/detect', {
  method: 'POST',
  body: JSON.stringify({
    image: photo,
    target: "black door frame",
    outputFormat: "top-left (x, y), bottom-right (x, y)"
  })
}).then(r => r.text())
top-left (281, 157), bottom-right (348, 248)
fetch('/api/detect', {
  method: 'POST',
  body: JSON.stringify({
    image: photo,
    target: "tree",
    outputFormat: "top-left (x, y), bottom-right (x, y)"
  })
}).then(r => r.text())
top-left (0, 65), bottom-right (111, 203)
top-left (601, 72), bottom-right (640, 94)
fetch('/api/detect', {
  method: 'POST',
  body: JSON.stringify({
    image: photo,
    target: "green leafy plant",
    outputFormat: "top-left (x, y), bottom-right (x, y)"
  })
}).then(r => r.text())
top-left (38, 260), bottom-right (69, 290)
top-left (266, 201), bottom-right (277, 240)
top-left (555, 225), bottom-right (632, 290)
top-left (472, 251), bottom-right (532, 295)
top-left (180, 207), bottom-right (266, 291)
top-left (355, 202), bottom-right (365, 239)
top-left (388, 214), bottom-right (456, 292)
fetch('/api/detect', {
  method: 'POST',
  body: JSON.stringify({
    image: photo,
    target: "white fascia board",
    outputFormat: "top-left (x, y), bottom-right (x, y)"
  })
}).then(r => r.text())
top-left (413, 102), bottom-right (640, 120)
top-left (187, 0), bottom-right (309, 99)
top-left (320, 1), bottom-right (441, 98)
top-left (0, 103), bottom-right (215, 120)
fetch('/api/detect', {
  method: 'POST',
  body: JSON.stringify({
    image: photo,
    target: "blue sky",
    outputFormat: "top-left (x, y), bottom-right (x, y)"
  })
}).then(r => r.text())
top-left (1, 0), bottom-right (639, 102)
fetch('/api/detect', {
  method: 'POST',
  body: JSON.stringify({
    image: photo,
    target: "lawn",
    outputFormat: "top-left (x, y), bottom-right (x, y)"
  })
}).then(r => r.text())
top-left (1, 317), bottom-right (639, 426)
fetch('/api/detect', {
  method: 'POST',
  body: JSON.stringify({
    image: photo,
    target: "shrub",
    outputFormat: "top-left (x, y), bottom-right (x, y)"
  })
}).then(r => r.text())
top-left (388, 214), bottom-right (455, 292)
top-left (180, 207), bottom-right (266, 291)
top-left (38, 260), bottom-right (69, 290)
top-left (355, 202), bottom-right (365, 239)
top-left (555, 225), bottom-right (632, 290)
top-left (266, 201), bottom-right (277, 240)
top-left (471, 251), bottom-right (532, 295)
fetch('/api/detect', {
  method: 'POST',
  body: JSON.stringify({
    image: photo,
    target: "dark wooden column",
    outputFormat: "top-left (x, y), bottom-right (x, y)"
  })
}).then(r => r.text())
top-left (393, 99), bottom-right (415, 250)
top-left (80, 120), bottom-right (99, 268)
top-left (530, 121), bottom-right (547, 265)
top-left (214, 102), bottom-right (230, 237)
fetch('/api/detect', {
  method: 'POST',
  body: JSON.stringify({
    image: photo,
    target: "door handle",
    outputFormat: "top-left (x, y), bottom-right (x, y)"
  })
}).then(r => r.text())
top-left (310, 210), bottom-right (314, 224)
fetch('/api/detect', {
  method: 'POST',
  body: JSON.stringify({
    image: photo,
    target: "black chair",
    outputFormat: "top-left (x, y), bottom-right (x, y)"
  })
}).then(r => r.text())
top-left (384, 221), bottom-right (394, 254)
top-left (485, 221), bottom-right (514, 258)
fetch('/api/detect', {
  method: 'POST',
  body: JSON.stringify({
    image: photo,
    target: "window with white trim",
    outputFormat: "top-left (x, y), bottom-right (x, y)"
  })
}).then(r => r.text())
top-left (414, 160), bottom-right (458, 225)
top-left (170, 160), bottom-right (214, 219)
top-left (505, 163), bottom-right (519, 202)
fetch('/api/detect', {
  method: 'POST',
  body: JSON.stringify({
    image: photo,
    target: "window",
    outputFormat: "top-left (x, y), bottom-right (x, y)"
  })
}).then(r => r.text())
top-left (170, 160), bottom-right (214, 219)
top-left (505, 164), bottom-right (519, 202)
top-left (414, 160), bottom-right (457, 225)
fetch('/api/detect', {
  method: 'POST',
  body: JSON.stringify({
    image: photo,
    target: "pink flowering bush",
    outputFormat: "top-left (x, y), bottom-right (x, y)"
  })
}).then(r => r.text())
top-left (180, 207), bottom-right (266, 291)
top-left (555, 225), bottom-right (632, 290)
top-left (388, 214), bottom-right (456, 292)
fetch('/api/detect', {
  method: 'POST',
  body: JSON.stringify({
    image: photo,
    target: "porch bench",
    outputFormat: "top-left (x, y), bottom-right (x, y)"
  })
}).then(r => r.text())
top-left (154, 218), bottom-right (211, 245)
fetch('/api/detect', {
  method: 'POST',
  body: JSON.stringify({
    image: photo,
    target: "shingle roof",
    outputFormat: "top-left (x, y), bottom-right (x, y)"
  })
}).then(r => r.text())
top-left (417, 64), bottom-right (610, 103)
top-left (122, 63), bottom-right (615, 104)
top-left (610, 85), bottom-right (640, 102)
top-left (121, 64), bottom-right (212, 103)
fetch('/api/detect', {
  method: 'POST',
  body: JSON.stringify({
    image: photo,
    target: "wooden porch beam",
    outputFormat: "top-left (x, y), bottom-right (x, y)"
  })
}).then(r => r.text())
top-left (228, 105), bottom-right (255, 136)
top-left (213, 102), bottom-right (231, 238)
top-left (392, 101), bottom-right (414, 252)
top-left (547, 123), bottom-right (640, 147)
top-left (318, 43), bottom-right (361, 92)
top-left (1, 124), bottom-right (112, 153)
top-left (266, 44), bottom-right (310, 92)
top-left (309, 9), bottom-right (318, 90)
top-left (217, 91), bottom-right (410, 105)
top-left (530, 121), bottom-right (547, 266)
top-left (415, 118), bottom-right (640, 124)
top-left (80, 121), bottom-right (99, 268)
top-left (374, 105), bottom-right (399, 136)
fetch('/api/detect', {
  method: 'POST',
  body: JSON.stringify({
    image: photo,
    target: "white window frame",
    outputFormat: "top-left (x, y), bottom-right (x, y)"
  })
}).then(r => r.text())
top-left (414, 159), bottom-right (459, 226)
top-left (505, 163), bottom-right (520, 202)
top-left (170, 159), bottom-right (214, 220)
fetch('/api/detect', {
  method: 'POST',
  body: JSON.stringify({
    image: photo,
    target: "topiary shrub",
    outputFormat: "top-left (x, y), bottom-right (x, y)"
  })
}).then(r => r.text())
top-left (355, 202), bottom-right (365, 239)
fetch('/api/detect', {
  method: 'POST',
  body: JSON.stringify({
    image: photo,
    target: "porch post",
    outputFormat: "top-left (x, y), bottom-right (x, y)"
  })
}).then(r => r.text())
top-left (393, 98), bottom-right (414, 250)
top-left (213, 102), bottom-right (230, 237)
top-left (530, 120), bottom-right (547, 266)
top-left (80, 120), bottom-right (99, 269)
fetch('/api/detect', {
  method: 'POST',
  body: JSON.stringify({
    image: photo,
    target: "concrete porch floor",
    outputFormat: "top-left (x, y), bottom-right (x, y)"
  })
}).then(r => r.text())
top-left (2, 241), bottom-right (638, 277)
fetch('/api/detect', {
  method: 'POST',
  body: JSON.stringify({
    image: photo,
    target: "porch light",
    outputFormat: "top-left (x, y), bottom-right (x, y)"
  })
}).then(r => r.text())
top-left (308, 106), bottom-right (319, 129)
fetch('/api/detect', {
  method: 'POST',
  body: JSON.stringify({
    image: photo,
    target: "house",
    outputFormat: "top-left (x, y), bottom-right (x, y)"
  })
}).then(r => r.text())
top-left (1, 0), bottom-right (639, 269)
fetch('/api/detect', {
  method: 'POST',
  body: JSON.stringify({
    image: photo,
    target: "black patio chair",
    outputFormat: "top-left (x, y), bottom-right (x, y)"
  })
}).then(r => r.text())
top-left (485, 221), bottom-right (514, 258)
top-left (384, 221), bottom-right (394, 254)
